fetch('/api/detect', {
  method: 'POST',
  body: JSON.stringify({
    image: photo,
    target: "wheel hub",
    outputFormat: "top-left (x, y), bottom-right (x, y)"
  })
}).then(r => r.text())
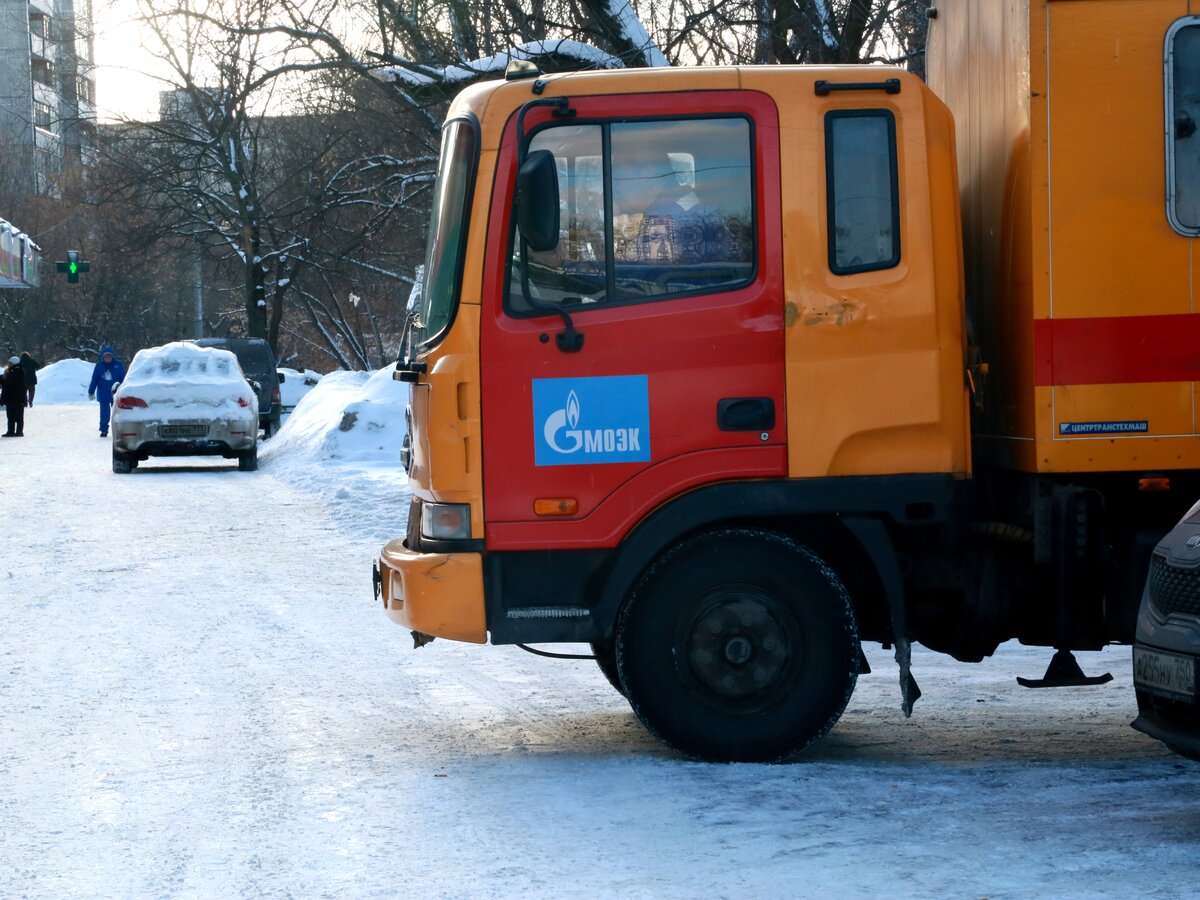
top-left (724, 635), bottom-right (752, 665)
top-left (684, 593), bottom-right (792, 700)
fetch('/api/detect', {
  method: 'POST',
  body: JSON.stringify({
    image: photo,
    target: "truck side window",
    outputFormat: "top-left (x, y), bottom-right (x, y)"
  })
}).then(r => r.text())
top-left (825, 110), bottom-right (900, 275)
top-left (1167, 19), bottom-right (1200, 235)
top-left (610, 119), bottom-right (753, 300)
top-left (509, 117), bottom-right (755, 315)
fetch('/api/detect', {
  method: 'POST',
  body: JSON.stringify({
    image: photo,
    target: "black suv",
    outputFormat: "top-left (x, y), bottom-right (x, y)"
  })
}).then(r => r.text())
top-left (195, 338), bottom-right (284, 437)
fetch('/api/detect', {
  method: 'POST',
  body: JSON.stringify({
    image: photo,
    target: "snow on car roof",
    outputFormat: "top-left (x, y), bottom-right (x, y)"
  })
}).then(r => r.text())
top-left (124, 341), bottom-right (245, 386)
top-left (119, 342), bottom-right (257, 409)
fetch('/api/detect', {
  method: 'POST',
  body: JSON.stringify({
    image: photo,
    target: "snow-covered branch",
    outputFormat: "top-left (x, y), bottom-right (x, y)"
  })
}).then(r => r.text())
top-left (377, 39), bottom-right (627, 86)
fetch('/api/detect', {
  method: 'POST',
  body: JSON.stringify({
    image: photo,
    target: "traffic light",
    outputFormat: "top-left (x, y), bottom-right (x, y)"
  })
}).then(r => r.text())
top-left (55, 249), bottom-right (90, 284)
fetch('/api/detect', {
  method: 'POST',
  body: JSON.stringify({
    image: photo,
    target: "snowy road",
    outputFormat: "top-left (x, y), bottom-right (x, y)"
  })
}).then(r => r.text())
top-left (1, 404), bottom-right (1198, 898)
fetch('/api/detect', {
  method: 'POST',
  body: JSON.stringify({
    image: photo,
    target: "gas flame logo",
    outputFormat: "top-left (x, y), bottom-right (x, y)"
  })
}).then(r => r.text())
top-left (566, 391), bottom-right (580, 429)
top-left (543, 390), bottom-right (583, 454)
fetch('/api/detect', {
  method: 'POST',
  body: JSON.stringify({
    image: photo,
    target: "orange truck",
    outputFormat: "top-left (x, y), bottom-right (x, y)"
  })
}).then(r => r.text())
top-left (373, 2), bottom-right (1200, 761)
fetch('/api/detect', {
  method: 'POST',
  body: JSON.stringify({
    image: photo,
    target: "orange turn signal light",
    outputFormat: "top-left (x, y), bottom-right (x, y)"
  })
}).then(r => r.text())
top-left (1138, 477), bottom-right (1171, 492)
top-left (534, 498), bottom-right (579, 517)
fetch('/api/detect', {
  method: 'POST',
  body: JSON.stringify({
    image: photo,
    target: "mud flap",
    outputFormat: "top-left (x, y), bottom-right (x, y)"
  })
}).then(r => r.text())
top-left (893, 637), bottom-right (923, 717)
top-left (845, 517), bottom-right (921, 717)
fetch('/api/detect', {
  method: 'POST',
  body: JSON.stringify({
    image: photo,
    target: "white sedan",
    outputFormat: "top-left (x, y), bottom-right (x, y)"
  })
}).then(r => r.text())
top-left (110, 342), bottom-right (260, 473)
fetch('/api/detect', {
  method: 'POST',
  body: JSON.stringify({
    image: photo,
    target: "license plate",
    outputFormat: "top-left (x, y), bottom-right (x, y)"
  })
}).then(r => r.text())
top-left (159, 424), bottom-right (208, 438)
top-left (1134, 645), bottom-right (1198, 701)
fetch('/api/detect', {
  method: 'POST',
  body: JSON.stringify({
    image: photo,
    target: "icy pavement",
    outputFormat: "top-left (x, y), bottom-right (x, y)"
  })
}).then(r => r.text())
top-left (0, 404), bottom-right (1197, 898)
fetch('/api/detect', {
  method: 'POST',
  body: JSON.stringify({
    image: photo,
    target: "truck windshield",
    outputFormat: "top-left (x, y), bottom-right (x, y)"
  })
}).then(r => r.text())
top-left (414, 118), bottom-right (478, 348)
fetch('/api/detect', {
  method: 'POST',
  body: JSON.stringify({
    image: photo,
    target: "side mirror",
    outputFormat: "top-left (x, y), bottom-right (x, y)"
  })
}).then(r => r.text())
top-left (277, 371), bottom-right (286, 383)
top-left (249, 380), bottom-right (262, 393)
top-left (110, 382), bottom-right (120, 397)
top-left (517, 149), bottom-right (560, 252)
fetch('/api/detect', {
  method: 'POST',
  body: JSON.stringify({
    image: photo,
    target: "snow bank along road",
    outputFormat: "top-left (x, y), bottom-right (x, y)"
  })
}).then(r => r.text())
top-left (1, 405), bottom-right (1198, 898)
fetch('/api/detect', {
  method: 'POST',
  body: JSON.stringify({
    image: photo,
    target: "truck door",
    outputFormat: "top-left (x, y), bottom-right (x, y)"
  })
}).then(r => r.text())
top-left (479, 90), bottom-right (786, 551)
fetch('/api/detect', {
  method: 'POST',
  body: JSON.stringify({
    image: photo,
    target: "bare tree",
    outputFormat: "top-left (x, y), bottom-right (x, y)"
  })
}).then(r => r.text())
top-left (101, 0), bottom-right (359, 349)
top-left (639, 0), bottom-right (930, 68)
top-left (268, 75), bottom-right (435, 368)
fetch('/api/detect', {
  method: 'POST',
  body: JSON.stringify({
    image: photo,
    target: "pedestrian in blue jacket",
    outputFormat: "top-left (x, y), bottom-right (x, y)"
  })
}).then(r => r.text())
top-left (88, 345), bottom-right (126, 437)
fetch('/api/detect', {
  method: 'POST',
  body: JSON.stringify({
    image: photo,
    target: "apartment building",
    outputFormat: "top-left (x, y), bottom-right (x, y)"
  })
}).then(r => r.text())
top-left (0, 0), bottom-right (96, 194)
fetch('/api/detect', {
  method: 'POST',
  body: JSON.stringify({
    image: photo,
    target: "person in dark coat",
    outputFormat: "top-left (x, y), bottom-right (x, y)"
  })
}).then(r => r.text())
top-left (87, 345), bottom-right (126, 437)
top-left (1, 356), bottom-right (27, 437)
top-left (19, 351), bottom-right (40, 407)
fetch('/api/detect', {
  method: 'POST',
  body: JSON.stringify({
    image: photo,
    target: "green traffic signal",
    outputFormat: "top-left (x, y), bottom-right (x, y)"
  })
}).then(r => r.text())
top-left (55, 250), bottom-right (89, 284)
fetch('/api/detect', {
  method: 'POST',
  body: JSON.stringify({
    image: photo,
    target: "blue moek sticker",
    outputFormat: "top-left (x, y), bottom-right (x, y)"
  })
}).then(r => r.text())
top-left (533, 375), bottom-right (651, 466)
top-left (1059, 420), bottom-right (1149, 435)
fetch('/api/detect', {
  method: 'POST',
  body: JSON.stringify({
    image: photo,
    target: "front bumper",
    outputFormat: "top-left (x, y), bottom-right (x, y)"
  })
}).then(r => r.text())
top-left (377, 538), bottom-right (487, 643)
top-left (1131, 571), bottom-right (1200, 758)
top-left (1132, 679), bottom-right (1200, 759)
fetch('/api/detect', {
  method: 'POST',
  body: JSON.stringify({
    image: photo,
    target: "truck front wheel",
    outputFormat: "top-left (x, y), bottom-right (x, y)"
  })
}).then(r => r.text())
top-left (615, 529), bottom-right (860, 762)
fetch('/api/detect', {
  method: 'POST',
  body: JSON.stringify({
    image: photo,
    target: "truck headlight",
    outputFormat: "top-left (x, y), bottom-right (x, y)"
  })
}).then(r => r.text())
top-left (420, 502), bottom-right (472, 540)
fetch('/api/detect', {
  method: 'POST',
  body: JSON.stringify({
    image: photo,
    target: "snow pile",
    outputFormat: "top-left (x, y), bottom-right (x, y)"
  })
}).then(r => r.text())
top-left (265, 367), bottom-right (406, 464)
top-left (262, 366), bottom-right (410, 533)
top-left (34, 359), bottom-right (95, 403)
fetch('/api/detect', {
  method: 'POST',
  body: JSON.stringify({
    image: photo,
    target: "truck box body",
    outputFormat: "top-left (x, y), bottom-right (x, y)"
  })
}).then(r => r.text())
top-left (928, 0), bottom-right (1200, 474)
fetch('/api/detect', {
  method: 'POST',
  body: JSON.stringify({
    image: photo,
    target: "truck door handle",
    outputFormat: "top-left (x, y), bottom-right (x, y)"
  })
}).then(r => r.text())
top-left (717, 398), bottom-right (775, 432)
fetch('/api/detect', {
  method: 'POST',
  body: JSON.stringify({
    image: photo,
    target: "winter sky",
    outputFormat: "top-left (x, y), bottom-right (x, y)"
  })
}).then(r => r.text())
top-left (92, 3), bottom-right (163, 122)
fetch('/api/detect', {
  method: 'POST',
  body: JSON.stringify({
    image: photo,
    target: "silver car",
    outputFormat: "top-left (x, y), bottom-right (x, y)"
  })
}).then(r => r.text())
top-left (110, 342), bottom-right (260, 473)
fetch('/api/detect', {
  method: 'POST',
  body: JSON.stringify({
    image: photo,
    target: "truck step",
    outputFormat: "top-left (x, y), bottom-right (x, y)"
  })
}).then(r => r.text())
top-left (1016, 649), bottom-right (1113, 688)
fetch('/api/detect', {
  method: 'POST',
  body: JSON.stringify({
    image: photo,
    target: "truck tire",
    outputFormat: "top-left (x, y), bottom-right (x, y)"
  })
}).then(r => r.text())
top-left (590, 639), bottom-right (625, 696)
top-left (615, 529), bottom-right (859, 762)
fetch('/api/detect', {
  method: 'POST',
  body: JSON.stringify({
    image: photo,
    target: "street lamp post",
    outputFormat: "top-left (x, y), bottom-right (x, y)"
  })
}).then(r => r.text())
top-left (194, 242), bottom-right (203, 339)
